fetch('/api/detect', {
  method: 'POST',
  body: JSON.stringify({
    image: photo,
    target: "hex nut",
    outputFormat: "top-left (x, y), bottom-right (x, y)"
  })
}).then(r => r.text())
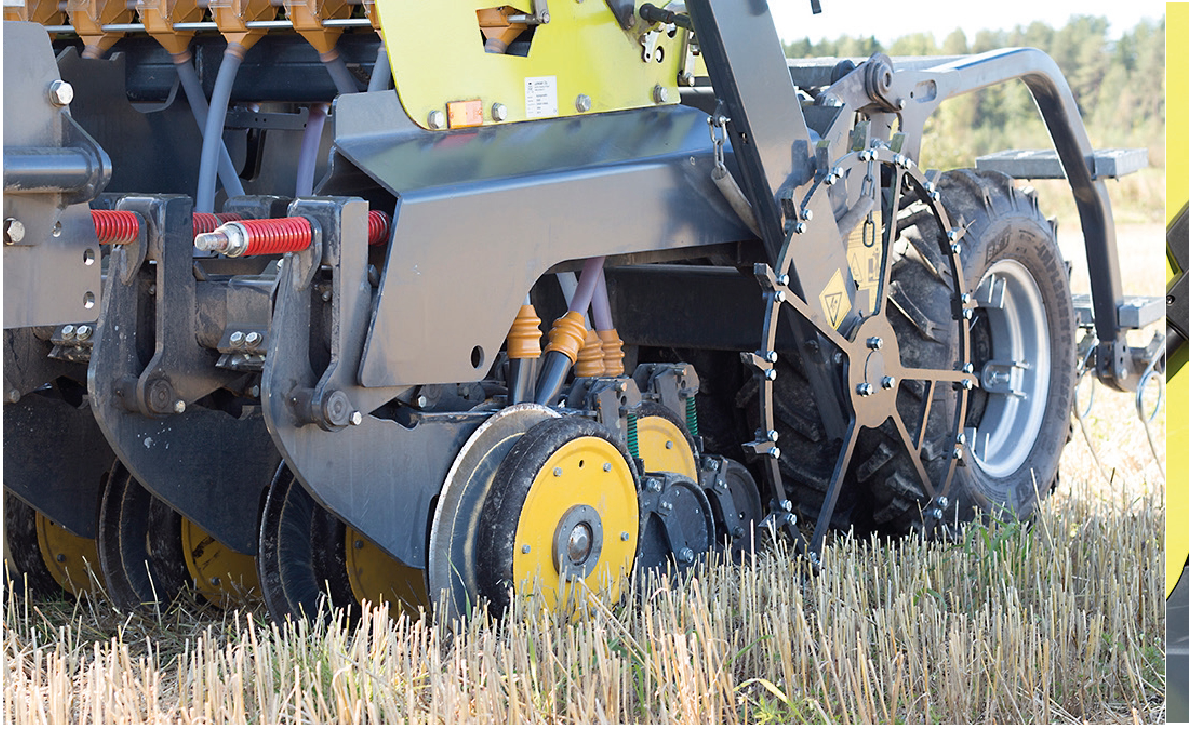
top-left (48, 79), bottom-right (73, 107)
top-left (245, 331), bottom-right (261, 346)
top-left (4, 218), bottom-right (26, 245)
top-left (491, 102), bottom-right (508, 121)
top-left (575, 94), bottom-right (592, 113)
top-left (230, 331), bottom-right (245, 347)
top-left (652, 85), bottom-right (668, 103)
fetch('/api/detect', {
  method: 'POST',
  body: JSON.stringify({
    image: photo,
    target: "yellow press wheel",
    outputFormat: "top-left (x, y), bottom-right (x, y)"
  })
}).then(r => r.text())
top-left (4, 490), bottom-right (104, 598)
top-left (476, 417), bottom-right (639, 616)
top-left (636, 402), bottom-right (698, 479)
top-left (180, 518), bottom-right (260, 608)
top-left (35, 512), bottom-right (105, 597)
top-left (344, 527), bottom-right (429, 618)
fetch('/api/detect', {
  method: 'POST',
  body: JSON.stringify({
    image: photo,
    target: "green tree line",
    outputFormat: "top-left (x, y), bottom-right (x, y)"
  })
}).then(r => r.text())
top-left (783, 16), bottom-right (1165, 172)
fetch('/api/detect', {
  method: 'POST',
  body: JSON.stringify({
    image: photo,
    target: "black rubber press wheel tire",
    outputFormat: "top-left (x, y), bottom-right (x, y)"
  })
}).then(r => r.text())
top-left (858, 169), bottom-right (1076, 535)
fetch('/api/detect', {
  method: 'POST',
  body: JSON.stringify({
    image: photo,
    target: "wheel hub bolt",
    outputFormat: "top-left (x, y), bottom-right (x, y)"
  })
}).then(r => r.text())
top-left (867, 337), bottom-right (883, 350)
top-left (553, 467), bottom-right (563, 477)
top-left (603, 462), bottom-right (612, 472)
top-left (621, 531), bottom-right (630, 541)
top-left (665, 440), bottom-right (673, 449)
top-left (882, 377), bottom-right (896, 390)
top-left (856, 382), bottom-right (875, 396)
top-left (522, 544), bottom-right (532, 554)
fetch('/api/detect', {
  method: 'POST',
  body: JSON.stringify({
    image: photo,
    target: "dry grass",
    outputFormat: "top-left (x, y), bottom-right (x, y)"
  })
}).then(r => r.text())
top-left (1, 442), bottom-right (1166, 723)
top-left (2, 216), bottom-right (1166, 725)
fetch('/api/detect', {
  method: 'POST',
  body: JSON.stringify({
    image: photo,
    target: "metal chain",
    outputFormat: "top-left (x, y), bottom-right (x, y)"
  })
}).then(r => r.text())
top-left (1071, 336), bottom-right (1115, 487)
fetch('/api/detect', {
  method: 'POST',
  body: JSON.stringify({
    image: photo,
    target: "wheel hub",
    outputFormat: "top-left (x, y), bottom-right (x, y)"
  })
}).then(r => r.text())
top-left (847, 316), bottom-right (903, 429)
top-left (551, 504), bottom-right (603, 579)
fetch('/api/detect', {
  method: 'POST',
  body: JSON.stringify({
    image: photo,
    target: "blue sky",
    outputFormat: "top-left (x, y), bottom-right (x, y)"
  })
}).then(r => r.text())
top-left (768, 0), bottom-right (1165, 44)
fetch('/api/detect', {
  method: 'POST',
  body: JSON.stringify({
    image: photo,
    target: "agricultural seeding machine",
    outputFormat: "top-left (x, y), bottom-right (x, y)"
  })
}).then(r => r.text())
top-left (2, 0), bottom-right (1162, 621)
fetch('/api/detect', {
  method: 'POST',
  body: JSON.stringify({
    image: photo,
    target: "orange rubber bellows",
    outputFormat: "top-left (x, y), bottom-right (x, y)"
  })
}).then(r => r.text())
top-left (598, 328), bottom-right (625, 377)
top-left (544, 311), bottom-right (587, 364)
top-left (507, 303), bottom-right (542, 360)
top-left (575, 329), bottom-right (604, 378)
top-left (67, 0), bottom-right (135, 59)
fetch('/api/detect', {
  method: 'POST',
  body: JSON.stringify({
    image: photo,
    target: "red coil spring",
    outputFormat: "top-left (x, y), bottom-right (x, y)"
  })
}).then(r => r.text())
top-left (367, 210), bottom-right (390, 247)
top-left (193, 211), bottom-right (244, 236)
top-left (92, 210), bottom-right (140, 245)
top-left (237, 217), bottom-right (314, 256)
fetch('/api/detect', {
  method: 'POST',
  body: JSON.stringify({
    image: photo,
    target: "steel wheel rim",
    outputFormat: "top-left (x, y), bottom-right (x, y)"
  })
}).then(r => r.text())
top-left (971, 259), bottom-right (1051, 478)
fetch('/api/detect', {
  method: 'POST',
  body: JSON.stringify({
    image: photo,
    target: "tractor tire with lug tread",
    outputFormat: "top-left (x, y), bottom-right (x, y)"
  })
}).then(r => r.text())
top-left (859, 168), bottom-right (1075, 535)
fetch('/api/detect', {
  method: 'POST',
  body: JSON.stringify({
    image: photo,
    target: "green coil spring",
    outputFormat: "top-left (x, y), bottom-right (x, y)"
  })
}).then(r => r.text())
top-left (627, 411), bottom-right (640, 459)
top-left (685, 395), bottom-right (699, 436)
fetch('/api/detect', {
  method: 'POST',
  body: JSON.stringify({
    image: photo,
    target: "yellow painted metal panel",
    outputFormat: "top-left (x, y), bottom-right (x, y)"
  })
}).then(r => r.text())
top-left (375, 0), bottom-right (684, 129)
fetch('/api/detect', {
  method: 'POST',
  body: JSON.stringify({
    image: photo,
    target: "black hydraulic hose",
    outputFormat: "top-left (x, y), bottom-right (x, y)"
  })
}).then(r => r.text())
top-left (367, 44), bottom-right (391, 92)
top-left (294, 104), bottom-right (328, 197)
top-left (508, 358), bottom-right (535, 405)
top-left (173, 55), bottom-right (244, 199)
top-left (196, 44), bottom-right (245, 213)
top-left (321, 51), bottom-right (359, 96)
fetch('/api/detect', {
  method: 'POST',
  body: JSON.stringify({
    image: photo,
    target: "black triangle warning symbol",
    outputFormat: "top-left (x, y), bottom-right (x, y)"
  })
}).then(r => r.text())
top-left (824, 292), bottom-right (843, 323)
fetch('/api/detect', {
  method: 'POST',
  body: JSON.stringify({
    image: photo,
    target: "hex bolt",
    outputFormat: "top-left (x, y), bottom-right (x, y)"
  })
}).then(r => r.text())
top-left (553, 466), bottom-right (563, 477)
top-left (7, 390), bottom-right (20, 403)
top-left (250, 385), bottom-right (260, 398)
top-left (961, 292), bottom-right (972, 304)
top-left (764, 369), bottom-right (777, 381)
top-left (938, 496), bottom-right (949, 509)
top-left (491, 102), bottom-right (508, 121)
top-left (793, 222), bottom-right (807, 234)
top-left (866, 337), bottom-right (883, 350)
top-left (856, 383), bottom-right (875, 396)
top-left (962, 309), bottom-right (974, 320)
top-left (427, 110), bottom-right (446, 129)
top-left (768, 446), bottom-right (781, 459)
top-left (4, 218), bottom-right (26, 245)
top-left (774, 291), bottom-right (787, 303)
top-left (230, 331), bottom-right (245, 347)
top-left (707, 459), bottom-right (721, 471)
top-left (56, 553), bottom-right (67, 563)
top-left (957, 433), bottom-right (966, 445)
top-left (415, 394), bottom-right (429, 409)
top-left (766, 351), bottom-right (778, 363)
top-left (603, 462), bottom-right (612, 472)
top-left (716, 479), bottom-right (727, 489)
top-left (174, 399), bottom-right (186, 413)
top-left (522, 544), bottom-right (532, 554)
top-left (680, 72), bottom-right (695, 86)
top-left (882, 377), bottom-right (896, 390)
top-left (645, 478), bottom-right (660, 492)
top-left (952, 447), bottom-right (963, 460)
top-left (665, 440), bottom-right (673, 449)
top-left (962, 363), bottom-right (974, 373)
top-left (245, 331), bottom-right (261, 347)
top-left (350, 411), bottom-right (363, 426)
top-left (575, 93), bottom-right (592, 112)
top-left (77, 325), bottom-right (92, 340)
top-left (62, 324), bottom-right (76, 340)
top-left (652, 85), bottom-right (668, 103)
top-left (354, 539), bottom-right (364, 549)
top-left (894, 153), bottom-right (907, 167)
top-left (960, 379), bottom-right (974, 391)
top-left (781, 500), bottom-right (793, 513)
top-left (47, 79), bottom-right (73, 106)
top-left (732, 527), bottom-right (745, 539)
top-left (767, 430), bottom-right (779, 441)
top-left (321, 290), bottom-right (332, 302)
top-left (800, 208), bottom-right (814, 222)
top-left (621, 531), bottom-right (630, 541)
top-left (951, 243), bottom-right (962, 255)
top-left (678, 547), bottom-right (695, 563)
top-left (776, 274), bottom-right (790, 287)
top-left (930, 507), bottom-right (943, 519)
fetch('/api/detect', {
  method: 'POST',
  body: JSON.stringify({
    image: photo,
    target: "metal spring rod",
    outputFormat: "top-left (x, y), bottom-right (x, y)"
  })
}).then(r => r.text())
top-left (42, 19), bottom-right (375, 33)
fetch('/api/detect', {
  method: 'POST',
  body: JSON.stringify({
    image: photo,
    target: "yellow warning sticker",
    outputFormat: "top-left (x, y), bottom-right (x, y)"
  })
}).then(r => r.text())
top-left (818, 269), bottom-right (851, 330)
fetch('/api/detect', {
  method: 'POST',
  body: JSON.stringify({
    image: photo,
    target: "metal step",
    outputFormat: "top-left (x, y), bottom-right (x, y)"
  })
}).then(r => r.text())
top-left (975, 148), bottom-right (1149, 180)
top-left (1072, 293), bottom-right (1164, 329)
